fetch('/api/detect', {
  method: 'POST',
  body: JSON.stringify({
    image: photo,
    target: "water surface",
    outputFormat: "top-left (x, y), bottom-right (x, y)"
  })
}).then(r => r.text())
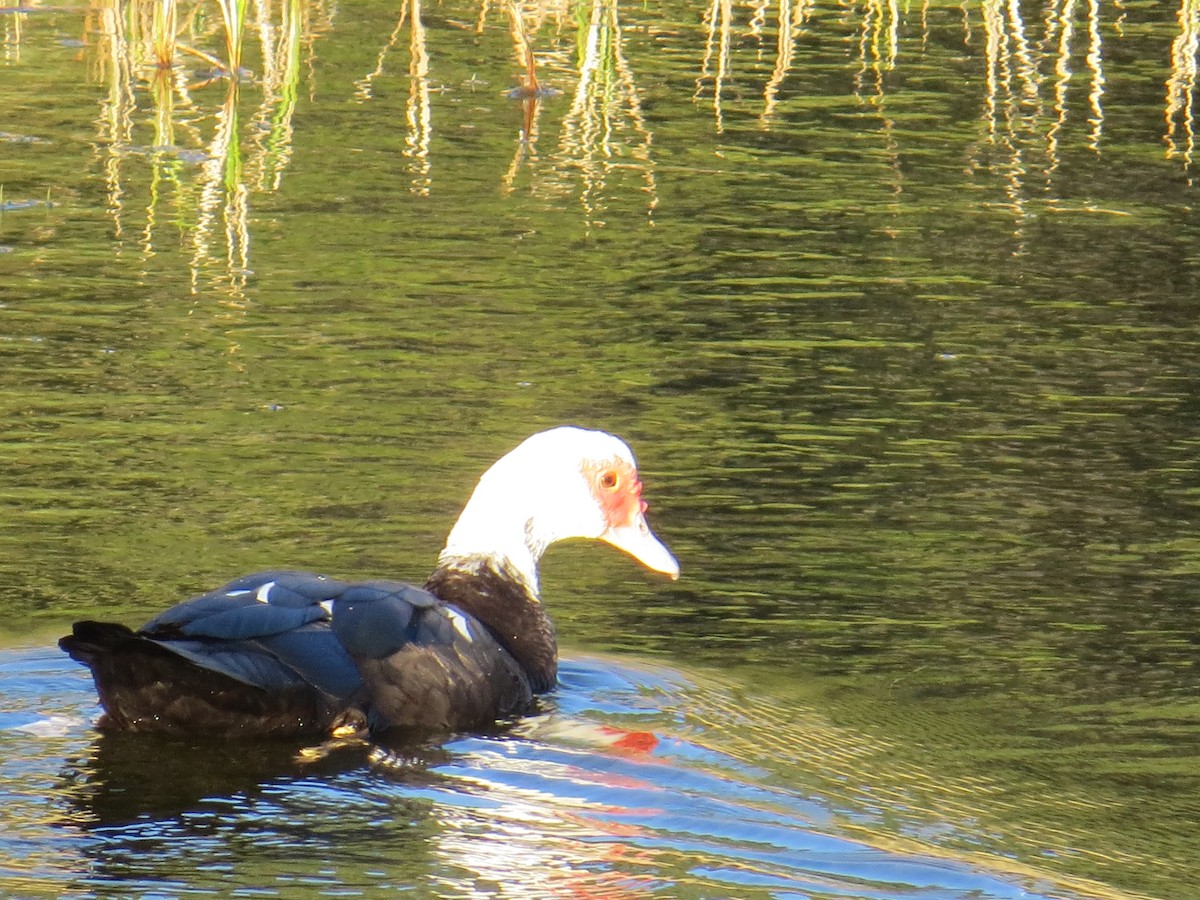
top-left (0, 645), bottom-right (1144, 899)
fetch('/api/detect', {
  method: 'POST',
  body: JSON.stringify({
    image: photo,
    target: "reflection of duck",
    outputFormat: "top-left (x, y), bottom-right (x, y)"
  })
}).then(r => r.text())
top-left (63, 730), bottom-right (375, 825)
top-left (60, 428), bottom-right (679, 738)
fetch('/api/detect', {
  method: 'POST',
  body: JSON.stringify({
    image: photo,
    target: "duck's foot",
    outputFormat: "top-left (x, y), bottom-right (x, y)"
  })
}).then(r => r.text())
top-left (294, 709), bottom-right (370, 763)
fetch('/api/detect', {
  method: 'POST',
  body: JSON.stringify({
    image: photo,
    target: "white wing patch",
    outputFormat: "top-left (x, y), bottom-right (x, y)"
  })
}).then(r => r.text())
top-left (446, 608), bottom-right (473, 643)
top-left (319, 599), bottom-right (334, 617)
top-left (226, 589), bottom-right (252, 597)
top-left (255, 581), bottom-right (276, 604)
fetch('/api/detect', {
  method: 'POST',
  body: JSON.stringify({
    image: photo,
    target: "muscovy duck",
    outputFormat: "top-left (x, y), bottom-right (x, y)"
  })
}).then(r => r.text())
top-left (60, 427), bottom-right (679, 738)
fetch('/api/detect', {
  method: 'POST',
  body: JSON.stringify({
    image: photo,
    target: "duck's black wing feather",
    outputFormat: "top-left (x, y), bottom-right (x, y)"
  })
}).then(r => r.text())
top-left (330, 581), bottom-right (439, 657)
top-left (143, 570), bottom-right (347, 634)
top-left (141, 570), bottom-right (358, 693)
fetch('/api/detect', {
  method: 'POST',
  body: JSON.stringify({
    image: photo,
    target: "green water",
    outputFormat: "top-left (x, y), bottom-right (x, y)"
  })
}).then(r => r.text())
top-left (1, 0), bottom-right (1199, 897)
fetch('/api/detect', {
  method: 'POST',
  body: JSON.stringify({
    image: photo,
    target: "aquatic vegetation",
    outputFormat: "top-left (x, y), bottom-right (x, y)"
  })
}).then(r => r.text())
top-left (151, 0), bottom-right (178, 68)
top-left (212, 0), bottom-right (249, 74)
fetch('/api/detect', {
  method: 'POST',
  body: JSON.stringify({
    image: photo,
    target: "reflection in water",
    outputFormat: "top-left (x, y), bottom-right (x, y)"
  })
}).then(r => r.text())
top-left (3, 4), bottom-right (1200, 898)
top-left (6, 0), bottom-right (1198, 268)
top-left (64, 729), bottom-right (361, 825)
top-left (81, 0), bottom-right (315, 302)
top-left (684, 0), bottom-right (1155, 229)
top-left (481, 0), bottom-right (550, 189)
top-left (1048, 0), bottom-right (1076, 174)
top-left (191, 84), bottom-right (250, 301)
top-left (246, 0), bottom-right (312, 193)
top-left (489, 0), bottom-right (659, 229)
top-left (91, 0), bottom-right (137, 242)
top-left (2, 9), bottom-right (22, 65)
top-left (857, 0), bottom-right (900, 79)
top-left (353, 0), bottom-right (433, 195)
top-left (426, 754), bottom-right (668, 898)
top-left (853, 0), bottom-right (905, 214)
top-left (1084, 0), bottom-right (1105, 150)
top-left (697, 0), bottom-right (733, 134)
top-left (553, 0), bottom-right (657, 229)
top-left (143, 72), bottom-right (189, 259)
top-left (979, 0), bottom-right (1041, 224)
top-left (973, 0), bottom-right (1108, 229)
top-left (405, 0), bottom-right (434, 196)
top-left (1166, 0), bottom-right (1200, 171)
top-left (759, 0), bottom-right (806, 128)
top-left (501, 92), bottom-right (544, 194)
top-left (351, 3), bottom-right (405, 102)
top-left (405, 0), bottom-right (433, 196)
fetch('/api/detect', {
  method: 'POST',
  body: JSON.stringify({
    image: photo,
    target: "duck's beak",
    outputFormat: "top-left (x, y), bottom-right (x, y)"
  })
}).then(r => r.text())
top-left (602, 514), bottom-right (680, 580)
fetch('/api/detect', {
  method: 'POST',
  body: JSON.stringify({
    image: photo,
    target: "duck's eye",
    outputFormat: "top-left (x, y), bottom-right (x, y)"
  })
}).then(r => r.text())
top-left (599, 471), bottom-right (619, 490)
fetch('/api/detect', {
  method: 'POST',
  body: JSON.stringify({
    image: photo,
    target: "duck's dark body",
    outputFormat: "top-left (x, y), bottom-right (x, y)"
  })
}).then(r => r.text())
top-left (60, 566), bottom-right (556, 738)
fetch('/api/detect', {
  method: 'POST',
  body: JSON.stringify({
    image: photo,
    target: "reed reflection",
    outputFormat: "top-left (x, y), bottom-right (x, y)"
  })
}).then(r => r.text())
top-left (970, 0), bottom-right (1110, 232)
top-left (487, 0), bottom-right (551, 194)
top-left (687, 0), bottom-right (1175, 229)
top-left (247, 0), bottom-right (319, 193)
top-left (353, 0), bottom-right (434, 195)
top-left (856, 0), bottom-right (900, 79)
top-left (191, 84), bottom-right (250, 302)
top-left (695, 0), bottom-right (822, 131)
top-left (760, 0), bottom-right (806, 128)
top-left (852, 0), bottom-right (910, 215)
top-left (1167, 0), bottom-right (1200, 172)
top-left (81, 0), bottom-right (316, 303)
top-left (1084, 0), bottom-right (1105, 150)
top-left (552, 0), bottom-right (657, 228)
top-left (2, 8), bottom-right (23, 64)
top-left (978, 0), bottom-right (1039, 224)
top-left (696, 0), bottom-right (733, 134)
top-left (4, 0), bottom-right (1199, 267)
top-left (484, 0), bottom-right (659, 228)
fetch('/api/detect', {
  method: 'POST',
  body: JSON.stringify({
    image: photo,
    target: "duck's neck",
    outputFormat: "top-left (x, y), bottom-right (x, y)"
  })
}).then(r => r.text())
top-left (437, 497), bottom-right (549, 598)
top-left (425, 556), bottom-right (558, 693)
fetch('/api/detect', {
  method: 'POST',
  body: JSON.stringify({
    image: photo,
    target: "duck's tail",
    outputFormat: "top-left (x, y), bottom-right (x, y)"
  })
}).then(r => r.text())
top-left (59, 621), bottom-right (138, 666)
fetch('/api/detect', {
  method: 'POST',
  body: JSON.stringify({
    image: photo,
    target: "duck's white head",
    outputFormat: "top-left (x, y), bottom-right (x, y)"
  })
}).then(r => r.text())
top-left (437, 427), bottom-right (680, 595)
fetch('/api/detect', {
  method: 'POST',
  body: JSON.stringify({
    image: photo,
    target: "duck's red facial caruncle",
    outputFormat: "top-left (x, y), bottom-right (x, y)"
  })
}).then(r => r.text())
top-left (586, 458), bottom-right (680, 579)
top-left (590, 459), bottom-right (647, 524)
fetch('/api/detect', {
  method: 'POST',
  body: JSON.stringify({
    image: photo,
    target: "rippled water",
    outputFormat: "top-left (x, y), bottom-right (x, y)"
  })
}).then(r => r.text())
top-left (2, 645), bottom-right (1125, 899)
top-left (2, 0), bottom-right (1200, 897)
